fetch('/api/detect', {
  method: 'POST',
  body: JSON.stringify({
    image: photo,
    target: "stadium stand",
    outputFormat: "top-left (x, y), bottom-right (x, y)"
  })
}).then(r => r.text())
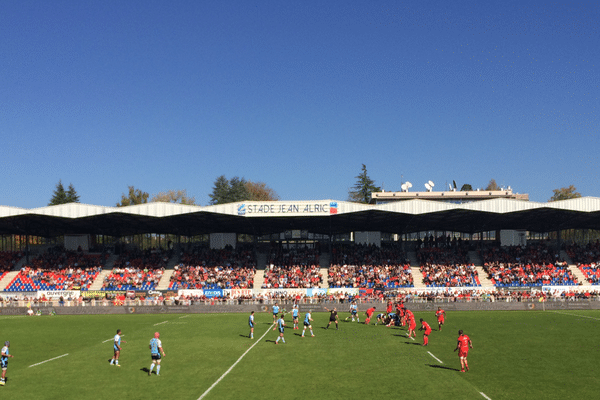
top-left (101, 249), bottom-right (168, 291)
top-left (261, 246), bottom-right (322, 289)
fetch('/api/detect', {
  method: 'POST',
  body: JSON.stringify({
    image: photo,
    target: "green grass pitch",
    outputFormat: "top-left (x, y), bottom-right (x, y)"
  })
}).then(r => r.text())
top-left (1, 309), bottom-right (599, 399)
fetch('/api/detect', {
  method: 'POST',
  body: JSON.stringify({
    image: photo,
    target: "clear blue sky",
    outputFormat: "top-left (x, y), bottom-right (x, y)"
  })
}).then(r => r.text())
top-left (1, 1), bottom-right (598, 208)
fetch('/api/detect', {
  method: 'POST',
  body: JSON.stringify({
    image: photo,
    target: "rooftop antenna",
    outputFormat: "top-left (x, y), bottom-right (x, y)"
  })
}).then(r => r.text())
top-left (401, 181), bottom-right (412, 192)
top-left (425, 180), bottom-right (434, 192)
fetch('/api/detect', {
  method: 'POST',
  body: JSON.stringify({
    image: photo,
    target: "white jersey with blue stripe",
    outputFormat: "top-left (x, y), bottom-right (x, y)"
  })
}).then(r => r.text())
top-left (150, 338), bottom-right (162, 354)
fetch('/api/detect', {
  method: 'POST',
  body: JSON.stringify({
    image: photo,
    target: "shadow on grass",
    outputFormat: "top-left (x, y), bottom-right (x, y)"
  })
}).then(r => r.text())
top-left (404, 341), bottom-right (422, 346)
top-left (427, 364), bottom-right (460, 372)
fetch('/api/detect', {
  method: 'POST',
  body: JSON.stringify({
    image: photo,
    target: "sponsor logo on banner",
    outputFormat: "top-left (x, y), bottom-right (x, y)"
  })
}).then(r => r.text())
top-left (330, 201), bottom-right (338, 214)
top-left (203, 289), bottom-right (223, 298)
top-left (81, 290), bottom-right (127, 298)
top-left (238, 204), bottom-right (246, 216)
top-left (306, 288), bottom-right (327, 297)
top-left (178, 289), bottom-right (204, 297)
top-left (147, 290), bottom-right (162, 297)
top-left (37, 290), bottom-right (81, 299)
top-left (231, 289), bottom-right (252, 298)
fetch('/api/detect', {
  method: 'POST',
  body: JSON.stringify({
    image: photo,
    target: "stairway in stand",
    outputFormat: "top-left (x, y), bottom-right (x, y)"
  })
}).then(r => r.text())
top-left (319, 251), bottom-right (330, 288)
top-left (561, 250), bottom-right (587, 285)
top-left (468, 250), bottom-right (494, 287)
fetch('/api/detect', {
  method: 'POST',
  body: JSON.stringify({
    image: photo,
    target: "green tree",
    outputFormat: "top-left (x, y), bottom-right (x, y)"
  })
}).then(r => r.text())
top-left (549, 185), bottom-right (581, 202)
top-left (151, 190), bottom-right (196, 205)
top-left (485, 179), bottom-right (500, 191)
top-left (460, 184), bottom-right (473, 191)
top-left (49, 180), bottom-right (67, 205)
top-left (116, 186), bottom-right (149, 207)
top-left (348, 164), bottom-right (380, 203)
top-left (49, 180), bottom-right (79, 205)
top-left (209, 176), bottom-right (249, 205)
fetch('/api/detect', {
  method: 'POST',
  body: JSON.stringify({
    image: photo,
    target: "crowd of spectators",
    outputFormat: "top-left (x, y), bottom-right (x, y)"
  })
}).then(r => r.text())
top-left (6, 247), bottom-right (103, 291)
top-left (328, 244), bottom-right (413, 288)
top-left (565, 241), bottom-right (600, 285)
top-left (169, 245), bottom-right (256, 290)
top-left (261, 246), bottom-right (322, 288)
top-left (0, 251), bottom-right (23, 282)
top-left (101, 248), bottom-right (168, 291)
top-left (480, 243), bottom-right (576, 287)
top-left (416, 247), bottom-right (480, 287)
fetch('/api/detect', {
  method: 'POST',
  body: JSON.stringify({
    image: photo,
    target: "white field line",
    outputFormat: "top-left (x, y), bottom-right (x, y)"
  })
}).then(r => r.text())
top-left (198, 323), bottom-right (274, 400)
top-left (480, 392), bottom-right (492, 400)
top-left (154, 320), bottom-right (169, 326)
top-left (551, 311), bottom-right (600, 321)
top-left (179, 315), bottom-right (189, 319)
top-left (102, 334), bottom-right (125, 343)
top-left (29, 353), bottom-right (69, 368)
top-left (408, 334), bottom-right (415, 341)
top-left (427, 351), bottom-right (443, 364)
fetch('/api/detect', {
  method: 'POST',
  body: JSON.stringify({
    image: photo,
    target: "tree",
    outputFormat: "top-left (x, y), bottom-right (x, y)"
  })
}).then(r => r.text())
top-left (246, 181), bottom-right (279, 201)
top-left (460, 184), bottom-right (473, 191)
top-left (348, 164), bottom-right (380, 204)
top-left (549, 185), bottom-right (581, 202)
top-left (485, 179), bottom-right (500, 191)
top-left (209, 176), bottom-right (249, 205)
top-left (151, 190), bottom-right (196, 205)
top-left (116, 186), bottom-right (149, 207)
top-left (49, 180), bottom-right (80, 205)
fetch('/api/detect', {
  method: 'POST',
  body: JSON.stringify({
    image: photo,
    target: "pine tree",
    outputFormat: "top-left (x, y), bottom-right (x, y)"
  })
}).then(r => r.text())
top-left (348, 164), bottom-right (380, 204)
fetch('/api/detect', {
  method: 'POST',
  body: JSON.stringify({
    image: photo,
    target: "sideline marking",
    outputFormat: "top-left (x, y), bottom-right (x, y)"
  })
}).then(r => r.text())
top-left (102, 334), bottom-right (125, 343)
top-left (427, 351), bottom-right (443, 364)
top-left (480, 392), bottom-right (492, 400)
top-left (552, 311), bottom-right (600, 321)
top-left (179, 315), bottom-right (189, 319)
top-left (154, 320), bottom-right (169, 326)
top-left (29, 353), bottom-right (69, 368)
top-left (198, 324), bottom-right (274, 400)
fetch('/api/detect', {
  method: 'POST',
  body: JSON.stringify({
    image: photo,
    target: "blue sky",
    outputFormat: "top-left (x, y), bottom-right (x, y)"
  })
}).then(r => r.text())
top-left (1, 1), bottom-right (598, 208)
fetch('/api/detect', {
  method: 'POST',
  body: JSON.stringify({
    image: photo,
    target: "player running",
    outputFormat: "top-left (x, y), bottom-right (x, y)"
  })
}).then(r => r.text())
top-left (435, 307), bottom-right (446, 331)
top-left (454, 330), bottom-right (473, 372)
top-left (302, 310), bottom-right (315, 337)
top-left (249, 311), bottom-right (255, 339)
top-left (1, 341), bottom-right (13, 386)
top-left (149, 332), bottom-right (166, 376)
top-left (272, 303), bottom-right (280, 328)
top-left (405, 309), bottom-right (417, 339)
top-left (292, 304), bottom-right (299, 329)
top-left (419, 318), bottom-right (432, 346)
top-left (275, 314), bottom-right (286, 344)
top-left (324, 307), bottom-right (339, 330)
top-left (365, 306), bottom-right (376, 325)
top-left (110, 329), bottom-right (125, 366)
top-left (345, 301), bottom-right (359, 322)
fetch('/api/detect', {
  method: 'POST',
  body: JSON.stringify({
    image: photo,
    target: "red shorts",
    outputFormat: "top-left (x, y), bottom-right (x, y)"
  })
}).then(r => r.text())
top-left (437, 317), bottom-right (445, 324)
top-left (409, 321), bottom-right (416, 330)
top-left (424, 329), bottom-right (432, 336)
top-left (458, 349), bottom-right (469, 358)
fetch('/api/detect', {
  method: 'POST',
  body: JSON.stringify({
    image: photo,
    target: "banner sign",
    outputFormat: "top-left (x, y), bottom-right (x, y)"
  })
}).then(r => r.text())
top-left (81, 290), bottom-right (127, 298)
top-left (203, 289), bottom-right (223, 298)
top-left (37, 290), bottom-right (81, 299)
top-left (0, 291), bottom-right (37, 299)
top-left (326, 288), bottom-right (359, 295)
top-left (237, 201), bottom-right (338, 216)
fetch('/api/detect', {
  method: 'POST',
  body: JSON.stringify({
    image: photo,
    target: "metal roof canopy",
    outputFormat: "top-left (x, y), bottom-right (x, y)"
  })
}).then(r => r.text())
top-left (1, 198), bottom-right (600, 237)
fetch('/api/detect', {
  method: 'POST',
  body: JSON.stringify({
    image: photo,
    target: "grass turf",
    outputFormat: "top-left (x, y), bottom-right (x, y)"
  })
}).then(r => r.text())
top-left (0, 309), bottom-right (599, 399)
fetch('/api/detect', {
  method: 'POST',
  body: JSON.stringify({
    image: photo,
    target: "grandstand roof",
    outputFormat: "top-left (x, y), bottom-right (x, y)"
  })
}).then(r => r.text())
top-left (1, 198), bottom-right (600, 237)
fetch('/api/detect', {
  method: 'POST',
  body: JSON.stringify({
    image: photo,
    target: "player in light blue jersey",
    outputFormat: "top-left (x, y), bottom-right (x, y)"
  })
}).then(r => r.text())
top-left (149, 332), bottom-right (165, 376)
top-left (346, 301), bottom-right (359, 322)
top-left (1, 341), bottom-right (13, 386)
top-left (302, 311), bottom-right (315, 337)
top-left (110, 329), bottom-right (124, 366)
top-left (272, 303), bottom-right (280, 324)
top-left (275, 314), bottom-right (286, 344)
top-left (249, 311), bottom-right (255, 339)
top-left (292, 304), bottom-right (299, 329)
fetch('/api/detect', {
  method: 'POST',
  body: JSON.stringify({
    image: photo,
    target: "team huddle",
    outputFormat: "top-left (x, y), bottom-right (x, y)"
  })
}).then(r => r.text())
top-left (251, 301), bottom-right (473, 372)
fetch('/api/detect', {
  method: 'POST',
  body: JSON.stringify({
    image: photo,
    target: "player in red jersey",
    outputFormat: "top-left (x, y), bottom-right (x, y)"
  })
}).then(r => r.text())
top-left (419, 318), bottom-right (432, 346)
top-left (435, 307), bottom-right (446, 331)
top-left (405, 309), bottom-right (416, 339)
top-left (365, 306), bottom-right (376, 325)
top-left (386, 301), bottom-right (393, 314)
top-left (454, 329), bottom-right (473, 372)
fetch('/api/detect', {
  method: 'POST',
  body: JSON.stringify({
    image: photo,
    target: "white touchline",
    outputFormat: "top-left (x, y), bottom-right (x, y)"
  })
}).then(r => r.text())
top-left (29, 353), bottom-right (69, 368)
top-left (179, 315), bottom-right (189, 319)
top-left (154, 320), bottom-right (169, 326)
top-left (197, 323), bottom-right (275, 400)
top-left (552, 311), bottom-right (600, 321)
top-left (480, 392), bottom-right (492, 400)
top-left (427, 351), bottom-right (443, 364)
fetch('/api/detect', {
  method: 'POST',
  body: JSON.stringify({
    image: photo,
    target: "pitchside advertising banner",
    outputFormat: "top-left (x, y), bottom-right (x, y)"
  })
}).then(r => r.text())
top-left (177, 288), bottom-right (359, 298)
top-left (37, 290), bottom-right (81, 299)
